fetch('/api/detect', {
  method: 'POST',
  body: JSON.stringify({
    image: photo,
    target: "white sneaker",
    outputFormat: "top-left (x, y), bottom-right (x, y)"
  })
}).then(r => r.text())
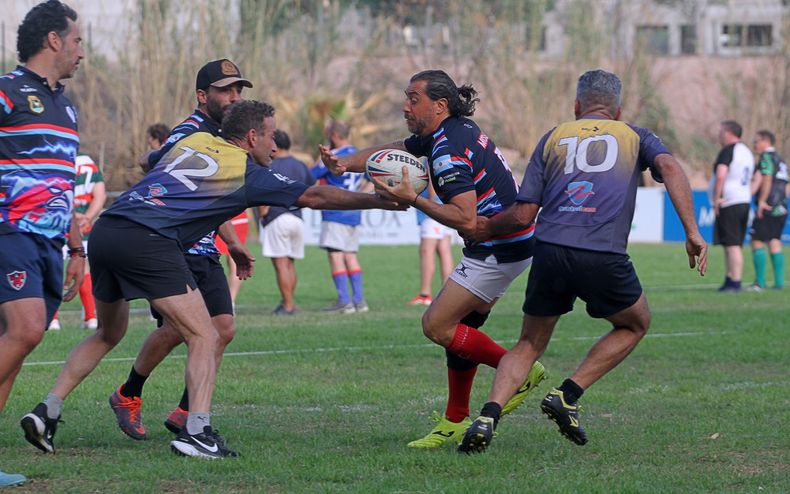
top-left (81, 318), bottom-right (98, 329)
top-left (48, 319), bottom-right (61, 331)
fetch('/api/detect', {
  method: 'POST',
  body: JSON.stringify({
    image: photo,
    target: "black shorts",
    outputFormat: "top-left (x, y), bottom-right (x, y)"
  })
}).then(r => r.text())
top-left (522, 241), bottom-right (643, 319)
top-left (150, 254), bottom-right (232, 327)
top-left (714, 203), bottom-right (750, 246)
top-left (750, 214), bottom-right (788, 242)
top-left (89, 216), bottom-right (197, 302)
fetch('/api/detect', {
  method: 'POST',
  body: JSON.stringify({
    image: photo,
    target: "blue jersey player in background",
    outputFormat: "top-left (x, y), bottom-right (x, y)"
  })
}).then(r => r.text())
top-left (458, 69), bottom-right (707, 453)
top-left (312, 120), bottom-right (370, 313)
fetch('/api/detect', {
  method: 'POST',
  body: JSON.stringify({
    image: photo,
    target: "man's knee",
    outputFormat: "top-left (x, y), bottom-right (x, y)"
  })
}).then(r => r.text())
top-left (421, 311), bottom-right (454, 346)
top-left (8, 326), bottom-right (45, 353)
top-left (214, 316), bottom-right (236, 347)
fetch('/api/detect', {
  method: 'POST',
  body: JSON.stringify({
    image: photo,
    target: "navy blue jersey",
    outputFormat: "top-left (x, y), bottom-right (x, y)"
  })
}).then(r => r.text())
top-left (148, 109), bottom-right (221, 255)
top-left (405, 116), bottom-right (534, 263)
top-left (105, 133), bottom-right (309, 249)
top-left (312, 145), bottom-right (364, 226)
top-left (0, 66), bottom-right (79, 239)
top-left (517, 117), bottom-right (669, 254)
top-left (262, 155), bottom-right (315, 227)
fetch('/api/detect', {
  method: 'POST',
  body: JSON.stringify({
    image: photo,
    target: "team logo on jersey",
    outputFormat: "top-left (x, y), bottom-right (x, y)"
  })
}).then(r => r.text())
top-left (6, 271), bottom-right (27, 291)
top-left (565, 181), bottom-right (595, 206)
top-left (28, 95), bottom-right (44, 114)
top-left (66, 106), bottom-right (77, 123)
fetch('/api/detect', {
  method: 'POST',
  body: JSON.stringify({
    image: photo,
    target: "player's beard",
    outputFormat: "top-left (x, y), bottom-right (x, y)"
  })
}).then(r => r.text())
top-left (405, 115), bottom-right (425, 135)
top-left (206, 98), bottom-right (225, 124)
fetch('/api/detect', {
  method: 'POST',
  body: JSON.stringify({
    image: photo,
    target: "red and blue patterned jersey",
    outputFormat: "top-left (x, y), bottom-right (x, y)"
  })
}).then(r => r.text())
top-left (105, 132), bottom-right (309, 250)
top-left (405, 116), bottom-right (534, 263)
top-left (517, 117), bottom-right (670, 254)
top-left (148, 109), bottom-right (221, 256)
top-left (0, 66), bottom-right (79, 240)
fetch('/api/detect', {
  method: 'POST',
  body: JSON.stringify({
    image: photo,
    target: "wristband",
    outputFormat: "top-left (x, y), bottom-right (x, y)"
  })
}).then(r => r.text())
top-left (67, 246), bottom-right (87, 258)
top-left (411, 195), bottom-right (419, 207)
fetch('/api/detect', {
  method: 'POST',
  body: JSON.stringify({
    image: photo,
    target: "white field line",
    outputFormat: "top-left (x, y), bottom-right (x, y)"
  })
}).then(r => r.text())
top-left (21, 330), bottom-right (730, 367)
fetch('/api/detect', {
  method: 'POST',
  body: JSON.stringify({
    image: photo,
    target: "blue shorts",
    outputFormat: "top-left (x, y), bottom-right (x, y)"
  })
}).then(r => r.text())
top-left (0, 232), bottom-right (64, 325)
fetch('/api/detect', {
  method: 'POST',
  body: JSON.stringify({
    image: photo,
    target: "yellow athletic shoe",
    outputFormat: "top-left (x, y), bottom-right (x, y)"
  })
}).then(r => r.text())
top-left (501, 360), bottom-right (547, 415)
top-left (407, 412), bottom-right (472, 449)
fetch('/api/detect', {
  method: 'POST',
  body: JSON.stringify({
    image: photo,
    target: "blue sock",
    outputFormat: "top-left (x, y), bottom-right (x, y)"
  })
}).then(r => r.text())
top-left (349, 270), bottom-right (364, 304)
top-left (332, 271), bottom-right (350, 304)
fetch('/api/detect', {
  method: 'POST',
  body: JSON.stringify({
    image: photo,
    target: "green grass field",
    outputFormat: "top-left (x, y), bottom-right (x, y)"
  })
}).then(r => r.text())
top-left (2, 242), bottom-right (788, 493)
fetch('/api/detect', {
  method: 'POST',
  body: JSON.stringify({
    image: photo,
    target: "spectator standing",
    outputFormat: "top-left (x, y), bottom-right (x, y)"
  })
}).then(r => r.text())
top-left (260, 129), bottom-right (316, 315)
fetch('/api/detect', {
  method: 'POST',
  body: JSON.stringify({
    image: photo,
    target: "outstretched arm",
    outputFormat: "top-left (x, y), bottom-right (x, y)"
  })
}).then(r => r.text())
top-left (318, 140), bottom-right (406, 175)
top-left (654, 153), bottom-right (707, 276)
top-left (295, 185), bottom-right (406, 211)
top-left (467, 202), bottom-right (540, 243)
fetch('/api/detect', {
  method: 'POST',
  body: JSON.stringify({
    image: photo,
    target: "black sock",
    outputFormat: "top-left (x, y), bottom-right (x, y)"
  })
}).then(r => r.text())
top-left (178, 387), bottom-right (190, 411)
top-left (480, 401), bottom-right (502, 428)
top-left (121, 367), bottom-right (148, 398)
top-left (558, 378), bottom-right (584, 404)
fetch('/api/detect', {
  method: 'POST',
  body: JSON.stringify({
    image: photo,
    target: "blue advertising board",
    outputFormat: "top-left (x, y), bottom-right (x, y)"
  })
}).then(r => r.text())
top-left (663, 190), bottom-right (790, 243)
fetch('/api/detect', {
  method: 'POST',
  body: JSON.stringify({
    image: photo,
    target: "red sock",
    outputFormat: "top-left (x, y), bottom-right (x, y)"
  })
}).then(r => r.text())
top-left (79, 273), bottom-right (96, 320)
top-left (445, 367), bottom-right (477, 422)
top-left (447, 323), bottom-right (507, 369)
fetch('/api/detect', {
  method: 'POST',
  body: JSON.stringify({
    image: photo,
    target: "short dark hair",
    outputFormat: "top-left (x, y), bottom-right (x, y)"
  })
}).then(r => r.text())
top-left (576, 69), bottom-right (622, 114)
top-left (221, 100), bottom-right (276, 141)
top-left (17, 0), bottom-right (78, 63)
top-left (146, 123), bottom-right (170, 143)
top-left (410, 70), bottom-right (478, 117)
top-left (325, 120), bottom-right (350, 140)
top-left (273, 129), bottom-right (291, 150)
top-left (721, 120), bottom-right (743, 139)
top-left (755, 129), bottom-right (775, 145)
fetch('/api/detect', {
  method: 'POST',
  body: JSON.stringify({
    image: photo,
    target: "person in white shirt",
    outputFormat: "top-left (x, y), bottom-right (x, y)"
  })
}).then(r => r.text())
top-left (711, 120), bottom-right (754, 292)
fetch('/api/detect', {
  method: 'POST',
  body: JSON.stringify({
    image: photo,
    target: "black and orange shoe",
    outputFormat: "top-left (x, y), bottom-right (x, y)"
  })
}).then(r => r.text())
top-left (109, 386), bottom-right (147, 440)
top-left (164, 406), bottom-right (188, 434)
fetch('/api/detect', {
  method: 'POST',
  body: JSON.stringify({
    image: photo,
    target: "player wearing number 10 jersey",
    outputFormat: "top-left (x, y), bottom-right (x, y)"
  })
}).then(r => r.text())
top-left (459, 69), bottom-right (707, 453)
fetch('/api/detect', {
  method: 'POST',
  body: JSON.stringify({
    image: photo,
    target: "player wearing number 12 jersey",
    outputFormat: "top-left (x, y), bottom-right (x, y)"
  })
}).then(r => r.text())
top-left (459, 69), bottom-right (707, 453)
top-left (22, 100), bottom-right (402, 459)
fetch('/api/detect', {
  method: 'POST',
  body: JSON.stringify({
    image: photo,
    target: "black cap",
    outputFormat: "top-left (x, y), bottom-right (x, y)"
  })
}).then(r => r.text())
top-left (195, 59), bottom-right (253, 91)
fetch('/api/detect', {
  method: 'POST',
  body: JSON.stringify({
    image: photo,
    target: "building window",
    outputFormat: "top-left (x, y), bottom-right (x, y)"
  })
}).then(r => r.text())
top-left (680, 25), bottom-right (696, 54)
top-left (636, 25), bottom-right (670, 55)
top-left (721, 24), bottom-right (773, 48)
top-left (747, 25), bottom-right (772, 47)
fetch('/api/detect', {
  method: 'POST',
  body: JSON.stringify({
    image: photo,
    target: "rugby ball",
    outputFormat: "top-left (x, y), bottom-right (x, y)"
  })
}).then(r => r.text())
top-left (366, 149), bottom-right (429, 194)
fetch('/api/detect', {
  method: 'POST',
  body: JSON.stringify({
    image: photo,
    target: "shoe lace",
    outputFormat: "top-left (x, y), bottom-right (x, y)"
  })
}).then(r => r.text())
top-left (429, 411), bottom-right (443, 423)
top-left (115, 398), bottom-right (142, 423)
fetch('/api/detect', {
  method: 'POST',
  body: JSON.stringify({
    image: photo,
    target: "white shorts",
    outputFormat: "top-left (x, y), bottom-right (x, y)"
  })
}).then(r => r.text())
top-left (420, 217), bottom-right (451, 240)
top-left (448, 255), bottom-right (532, 303)
top-left (262, 213), bottom-right (305, 259)
top-left (319, 222), bottom-right (359, 252)
top-left (62, 239), bottom-right (89, 259)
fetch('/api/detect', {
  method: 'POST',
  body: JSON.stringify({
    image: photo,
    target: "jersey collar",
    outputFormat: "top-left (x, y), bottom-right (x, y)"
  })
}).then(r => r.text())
top-left (16, 65), bottom-right (65, 94)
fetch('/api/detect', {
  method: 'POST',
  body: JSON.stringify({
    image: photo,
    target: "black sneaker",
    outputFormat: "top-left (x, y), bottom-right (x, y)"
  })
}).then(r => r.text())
top-left (457, 416), bottom-right (495, 454)
top-left (20, 403), bottom-right (60, 453)
top-left (540, 388), bottom-right (587, 445)
top-left (170, 425), bottom-right (239, 459)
